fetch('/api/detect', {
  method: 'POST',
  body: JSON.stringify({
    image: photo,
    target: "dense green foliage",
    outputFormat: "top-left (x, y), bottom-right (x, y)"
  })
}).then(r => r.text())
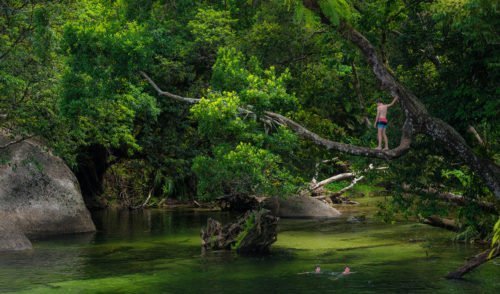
top-left (1, 0), bottom-right (498, 239)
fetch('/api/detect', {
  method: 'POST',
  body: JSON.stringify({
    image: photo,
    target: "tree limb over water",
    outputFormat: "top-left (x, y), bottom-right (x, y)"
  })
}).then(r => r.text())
top-left (445, 247), bottom-right (499, 279)
top-left (140, 71), bottom-right (411, 160)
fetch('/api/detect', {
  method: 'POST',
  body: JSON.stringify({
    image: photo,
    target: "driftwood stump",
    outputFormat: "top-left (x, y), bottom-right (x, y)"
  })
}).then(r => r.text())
top-left (201, 209), bottom-right (278, 254)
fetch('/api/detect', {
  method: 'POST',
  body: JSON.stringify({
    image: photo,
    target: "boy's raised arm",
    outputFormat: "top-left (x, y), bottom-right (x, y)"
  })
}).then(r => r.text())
top-left (387, 97), bottom-right (399, 107)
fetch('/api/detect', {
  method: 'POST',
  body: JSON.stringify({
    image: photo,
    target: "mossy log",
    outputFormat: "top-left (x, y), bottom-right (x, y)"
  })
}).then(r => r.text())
top-left (201, 209), bottom-right (278, 254)
top-left (422, 215), bottom-right (459, 232)
top-left (445, 247), bottom-right (499, 279)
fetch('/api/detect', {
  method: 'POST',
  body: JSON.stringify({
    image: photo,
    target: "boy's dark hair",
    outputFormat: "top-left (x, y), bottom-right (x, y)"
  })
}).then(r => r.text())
top-left (376, 98), bottom-right (382, 103)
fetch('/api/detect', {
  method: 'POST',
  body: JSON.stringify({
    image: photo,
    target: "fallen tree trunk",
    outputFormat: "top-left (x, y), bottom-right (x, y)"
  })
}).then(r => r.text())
top-left (445, 247), bottom-right (499, 279)
top-left (421, 215), bottom-right (459, 232)
top-left (201, 209), bottom-right (278, 254)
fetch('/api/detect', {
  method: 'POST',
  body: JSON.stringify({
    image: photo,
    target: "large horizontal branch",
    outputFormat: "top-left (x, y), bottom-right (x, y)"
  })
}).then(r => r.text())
top-left (264, 111), bottom-right (411, 160)
top-left (141, 71), bottom-right (412, 160)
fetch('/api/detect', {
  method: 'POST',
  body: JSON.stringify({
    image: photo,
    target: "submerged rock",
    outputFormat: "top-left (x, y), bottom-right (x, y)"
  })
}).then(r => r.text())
top-left (347, 215), bottom-right (366, 223)
top-left (0, 133), bottom-right (95, 251)
top-left (264, 195), bottom-right (341, 218)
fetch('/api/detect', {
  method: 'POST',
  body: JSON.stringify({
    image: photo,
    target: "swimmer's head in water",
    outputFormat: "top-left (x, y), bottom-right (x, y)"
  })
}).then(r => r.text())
top-left (315, 265), bottom-right (321, 273)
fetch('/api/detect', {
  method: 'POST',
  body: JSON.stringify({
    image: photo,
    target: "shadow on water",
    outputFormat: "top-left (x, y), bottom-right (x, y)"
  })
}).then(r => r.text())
top-left (0, 208), bottom-right (498, 293)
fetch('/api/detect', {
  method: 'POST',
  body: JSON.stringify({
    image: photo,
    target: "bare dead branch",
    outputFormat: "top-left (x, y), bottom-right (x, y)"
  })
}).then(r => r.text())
top-left (334, 176), bottom-right (365, 195)
top-left (311, 172), bottom-right (354, 190)
top-left (467, 125), bottom-right (485, 146)
top-left (140, 71), bottom-right (200, 104)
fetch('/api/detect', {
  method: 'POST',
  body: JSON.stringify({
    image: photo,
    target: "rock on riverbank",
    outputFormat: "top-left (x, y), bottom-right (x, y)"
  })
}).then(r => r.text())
top-left (0, 133), bottom-right (95, 252)
top-left (265, 195), bottom-right (341, 218)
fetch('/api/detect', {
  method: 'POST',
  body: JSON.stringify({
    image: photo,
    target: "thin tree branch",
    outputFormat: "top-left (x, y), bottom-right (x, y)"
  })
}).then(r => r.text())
top-left (467, 125), bottom-right (485, 146)
top-left (140, 71), bottom-right (200, 104)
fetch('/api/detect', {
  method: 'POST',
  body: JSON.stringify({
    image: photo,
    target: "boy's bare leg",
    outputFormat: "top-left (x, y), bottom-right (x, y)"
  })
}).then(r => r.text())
top-left (383, 129), bottom-right (389, 150)
top-left (376, 128), bottom-right (383, 149)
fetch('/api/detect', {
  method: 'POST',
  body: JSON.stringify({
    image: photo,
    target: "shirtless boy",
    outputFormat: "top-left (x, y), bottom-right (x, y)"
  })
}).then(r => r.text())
top-left (374, 97), bottom-right (398, 150)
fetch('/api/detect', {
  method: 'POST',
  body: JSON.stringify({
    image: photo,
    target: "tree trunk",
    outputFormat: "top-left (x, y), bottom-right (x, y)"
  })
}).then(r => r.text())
top-left (445, 247), bottom-right (499, 279)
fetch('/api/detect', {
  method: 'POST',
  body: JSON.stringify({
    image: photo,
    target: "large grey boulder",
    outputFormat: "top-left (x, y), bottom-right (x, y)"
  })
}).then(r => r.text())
top-left (0, 221), bottom-right (32, 252)
top-left (0, 133), bottom-right (95, 251)
top-left (264, 195), bottom-right (341, 218)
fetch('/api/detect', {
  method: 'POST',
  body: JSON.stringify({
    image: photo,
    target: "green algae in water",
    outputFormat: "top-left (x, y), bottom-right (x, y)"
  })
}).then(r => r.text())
top-left (0, 209), bottom-right (498, 293)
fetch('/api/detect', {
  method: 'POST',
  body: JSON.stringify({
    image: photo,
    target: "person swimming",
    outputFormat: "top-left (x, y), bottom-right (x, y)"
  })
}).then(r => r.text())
top-left (299, 265), bottom-right (353, 277)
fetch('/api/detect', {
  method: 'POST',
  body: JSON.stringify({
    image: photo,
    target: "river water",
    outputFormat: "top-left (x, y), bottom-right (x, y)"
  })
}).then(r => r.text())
top-left (0, 205), bottom-right (498, 293)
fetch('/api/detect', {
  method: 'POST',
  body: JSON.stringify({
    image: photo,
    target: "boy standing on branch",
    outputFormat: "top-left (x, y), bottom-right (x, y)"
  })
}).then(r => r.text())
top-left (374, 97), bottom-right (399, 150)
